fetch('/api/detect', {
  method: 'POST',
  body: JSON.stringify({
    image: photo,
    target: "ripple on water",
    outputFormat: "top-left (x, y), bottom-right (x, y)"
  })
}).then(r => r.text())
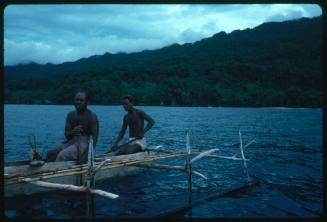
top-left (4, 105), bottom-right (323, 218)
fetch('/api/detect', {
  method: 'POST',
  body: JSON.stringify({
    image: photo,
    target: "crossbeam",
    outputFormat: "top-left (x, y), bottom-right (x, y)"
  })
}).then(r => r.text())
top-left (20, 177), bottom-right (119, 199)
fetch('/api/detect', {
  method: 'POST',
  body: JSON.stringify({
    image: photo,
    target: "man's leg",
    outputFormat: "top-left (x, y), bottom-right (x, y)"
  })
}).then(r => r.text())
top-left (115, 144), bottom-right (142, 155)
top-left (46, 140), bottom-right (76, 162)
top-left (56, 139), bottom-right (88, 162)
top-left (46, 145), bottom-right (64, 162)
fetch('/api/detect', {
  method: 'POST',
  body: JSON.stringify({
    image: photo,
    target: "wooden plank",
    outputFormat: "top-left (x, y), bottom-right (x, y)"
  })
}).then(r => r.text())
top-left (22, 178), bottom-right (119, 199)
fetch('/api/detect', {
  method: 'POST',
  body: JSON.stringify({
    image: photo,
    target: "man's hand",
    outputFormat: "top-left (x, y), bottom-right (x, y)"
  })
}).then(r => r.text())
top-left (72, 125), bottom-right (84, 136)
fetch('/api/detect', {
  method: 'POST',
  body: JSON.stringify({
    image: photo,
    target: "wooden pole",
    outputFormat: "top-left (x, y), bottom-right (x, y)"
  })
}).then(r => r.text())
top-left (144, 147), bottom-right (175, 154)
top-left (86, 137), bottom-right (95, 218)
top-left (132, 163), bottom-right (184, 170)
top-left (6, 153), bottom-right (175, 183)
top-left (186, 130), bottom-right (192, 206)
top-left (104, 138), bottom-right (139, 154)
top-left (86, 138), bottom-right (94, 189)
top-left (187, 163), bottom-right (192, 204)
top-left (76, 135), bottom-right (83, 185)
top-left (21, 178), bottom-right (119, 199)
top-left (132, 163), bottom-right (207, 179)
top-left (189, 148), bottom-right (219, 165)
top-left (239, 130), bottom-right (250, 182)
top-left (206, 154), bottom-right (249, 161)
top-left (92, 158), bottom-right (111, 176)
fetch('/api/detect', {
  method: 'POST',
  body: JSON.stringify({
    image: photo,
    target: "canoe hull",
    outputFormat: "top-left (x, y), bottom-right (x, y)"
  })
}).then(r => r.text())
top-left (4, 151), bottom-right (151, 198)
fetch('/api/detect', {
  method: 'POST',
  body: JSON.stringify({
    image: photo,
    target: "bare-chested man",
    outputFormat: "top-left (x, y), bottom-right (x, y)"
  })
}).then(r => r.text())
top-left (109, 95), bottom-right (154, 155)
top-left (46, 91), bottom-right (99, 163)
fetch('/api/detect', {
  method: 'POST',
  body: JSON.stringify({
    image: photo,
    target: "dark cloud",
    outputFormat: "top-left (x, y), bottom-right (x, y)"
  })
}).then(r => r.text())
top-left (4, 4), bottom-right (322, 66)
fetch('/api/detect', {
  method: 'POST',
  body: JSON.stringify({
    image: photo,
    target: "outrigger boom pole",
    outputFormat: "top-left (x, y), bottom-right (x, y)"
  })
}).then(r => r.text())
top-left (186, 130), bottom-right (192, 205)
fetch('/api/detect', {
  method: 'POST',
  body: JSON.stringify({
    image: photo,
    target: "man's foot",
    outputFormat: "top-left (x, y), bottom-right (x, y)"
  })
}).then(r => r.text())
top-left (29, 160), bottom-right (45, 167)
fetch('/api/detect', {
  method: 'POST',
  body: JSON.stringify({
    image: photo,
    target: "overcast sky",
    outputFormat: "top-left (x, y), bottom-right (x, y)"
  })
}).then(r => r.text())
top-left (4, 4), bottom-right (322, 66)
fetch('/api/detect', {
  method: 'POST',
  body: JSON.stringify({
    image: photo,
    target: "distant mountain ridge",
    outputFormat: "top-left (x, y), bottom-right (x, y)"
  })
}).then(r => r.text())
top-left (4, 16), bottom-right (323, 107)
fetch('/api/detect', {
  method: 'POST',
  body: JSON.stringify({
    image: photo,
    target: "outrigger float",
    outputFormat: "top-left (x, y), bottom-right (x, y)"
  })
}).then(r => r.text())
top-left (4, 130), bottom-right (259, 216)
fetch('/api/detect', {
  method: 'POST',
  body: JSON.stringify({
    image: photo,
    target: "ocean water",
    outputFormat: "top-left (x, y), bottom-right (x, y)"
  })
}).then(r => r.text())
top-left (4, 105), bottom-right (323, 218)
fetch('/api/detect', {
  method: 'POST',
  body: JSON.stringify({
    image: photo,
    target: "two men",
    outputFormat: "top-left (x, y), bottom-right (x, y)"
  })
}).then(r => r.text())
top-left (47, 92), bottom-right (154, 162)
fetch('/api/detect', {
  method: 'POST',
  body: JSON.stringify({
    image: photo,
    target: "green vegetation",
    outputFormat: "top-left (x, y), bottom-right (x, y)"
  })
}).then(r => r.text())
top-left (4, 16), bottom-right (323, 107)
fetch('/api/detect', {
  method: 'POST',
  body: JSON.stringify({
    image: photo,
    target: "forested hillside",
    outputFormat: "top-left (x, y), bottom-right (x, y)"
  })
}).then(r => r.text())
top-left (4, 16), bottom-right (323, 107)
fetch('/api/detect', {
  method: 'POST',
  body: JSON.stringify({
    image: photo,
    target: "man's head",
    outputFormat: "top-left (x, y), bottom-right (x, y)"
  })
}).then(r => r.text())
top-left (121, 95), bottom-right (134, 112)
top-left (74, 91), bottom-right (88, 112)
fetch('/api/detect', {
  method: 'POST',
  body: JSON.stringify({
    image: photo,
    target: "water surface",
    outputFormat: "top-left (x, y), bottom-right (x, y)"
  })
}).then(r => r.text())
top-left (4, 105), bottom-right (323, 218)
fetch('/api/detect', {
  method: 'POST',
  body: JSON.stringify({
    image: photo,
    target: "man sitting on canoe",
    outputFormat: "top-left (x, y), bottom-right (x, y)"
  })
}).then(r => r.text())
top-left (46, 91), bottom-right (99, 163)
top-left (108, 95), bottom-right (154, 155)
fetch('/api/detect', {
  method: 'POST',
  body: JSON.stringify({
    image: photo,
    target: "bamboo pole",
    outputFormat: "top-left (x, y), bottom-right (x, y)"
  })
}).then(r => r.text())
top-left (76, 136), bottom-right (83, 185)
top-left (5, 165), bottom-right (85, 180)
top-left (85, 138), bottom-right (95, 189)
top-left (7, 152), bottom-right (189, 185)
top-left (4, 147), bottom-right (188, 166)
top-left (6, 153), bottom-right (190, 184)
top-left (7, 156), bottom-right (158, 184)
top-left (104, 137), bottom-right (139, 154)
top-left (244, 139), bottom-right (256, 149)
top-left (206, 154), bottom-right (249, 161)
top-left (189, 149), bottom-right (219, 165)
top-left (99, 153), bottom-right (186, 170)
top-left (144, 147), bottom-right (175, 154)
top-left (192, 171), bottom-right (207, 180)
top-left (186, 130), bottom-right (192, 205)
top-left (131, 163), bottom-right (207, 179)
top-left (92, 158), bottom-right (111, 176)
top-left (187, 154), bottom-right (192, 204)
top-left (10, 170), bottom-right (88, 185)
top-left (239, 130), bottom-right (250, 182)
top-left (21, 178), bottom-right (119, 199)
top-left (132, 163), bottom-right (184, 170)
top-left (6, 152), bottom-right (184, 179)
top-left (86, 138), bottom-right (95, 219)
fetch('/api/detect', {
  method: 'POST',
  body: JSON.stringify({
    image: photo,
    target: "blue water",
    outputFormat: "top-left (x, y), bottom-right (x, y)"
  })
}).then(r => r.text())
top-left (4, 105), bottom-right (323, 218)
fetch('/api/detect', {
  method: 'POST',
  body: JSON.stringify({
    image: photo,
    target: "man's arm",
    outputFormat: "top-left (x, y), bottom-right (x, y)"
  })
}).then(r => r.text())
top-left (64, 112), bottom-right (83, 141)
top-left (140, 111), bottom-right (154, 138)
top-left (91, 113), bottom-right (99, 149)
top-left (64, 113), bottom-right (73, 140)
top-left (112, 116), bottom-right (128, 149)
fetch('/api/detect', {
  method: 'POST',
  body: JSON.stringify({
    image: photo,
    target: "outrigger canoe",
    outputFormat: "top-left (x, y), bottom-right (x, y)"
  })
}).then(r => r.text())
top-left (4, 147), bottom-right (188, 198)
top-left (5, 130), bottom-right (256, 201)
